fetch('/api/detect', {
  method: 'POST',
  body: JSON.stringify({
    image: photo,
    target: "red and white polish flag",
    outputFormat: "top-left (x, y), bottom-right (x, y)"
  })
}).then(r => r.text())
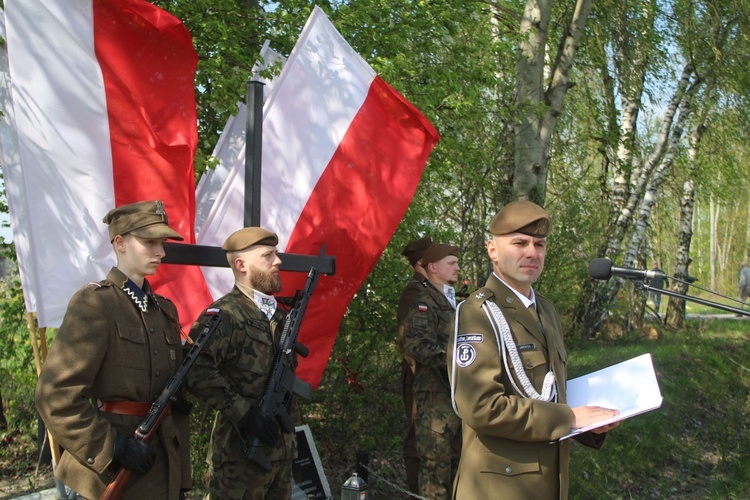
top-left (1, 0), bottom-right (211, 332)
top-left (196, 6), bottom-right (439, 387)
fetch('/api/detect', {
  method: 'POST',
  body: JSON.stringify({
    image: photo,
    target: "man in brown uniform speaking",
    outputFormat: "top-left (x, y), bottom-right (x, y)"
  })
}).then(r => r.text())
top-left (448, 201), bottom-right (618, 499)
top-left (35, 201), bottom-right (191, 499)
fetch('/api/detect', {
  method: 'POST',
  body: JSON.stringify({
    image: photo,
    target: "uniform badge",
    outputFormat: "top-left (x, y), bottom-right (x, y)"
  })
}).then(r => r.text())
top-left (475, 292), bottom-right (485, 299)
top-left (456, 334), bottom-right (483, 344)
top-left (455, 344), bottom-right (477, 367)
top-left (417, 304), bottom-right (429, 313)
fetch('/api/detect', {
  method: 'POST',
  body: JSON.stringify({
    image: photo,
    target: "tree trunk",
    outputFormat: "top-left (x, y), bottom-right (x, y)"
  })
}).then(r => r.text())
top-left (513, 0), bottom-right (591, 204)
top-left (573, 65), bottom-right (698, 339)
top-left (710, 196), bottom-right (718, 290)
top-left (666, 114), bottom-right (706, 329)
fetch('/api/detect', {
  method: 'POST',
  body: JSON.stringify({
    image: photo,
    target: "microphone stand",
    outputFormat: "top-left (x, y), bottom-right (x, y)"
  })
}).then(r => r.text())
top-left (631, 280), bottom-right (750, 317)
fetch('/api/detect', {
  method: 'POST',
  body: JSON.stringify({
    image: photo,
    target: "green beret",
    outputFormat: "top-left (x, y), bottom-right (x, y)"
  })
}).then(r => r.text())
top-left (421, 243), bottom-right (459, 265)
top-left (102, 200), bottom-right (183, 242)
top-left (222, 227), bottom-right (279, 252)
top-left (489, 201), bottom-right (551, 237)
top-left (401, 236), bottom-right (433, 266)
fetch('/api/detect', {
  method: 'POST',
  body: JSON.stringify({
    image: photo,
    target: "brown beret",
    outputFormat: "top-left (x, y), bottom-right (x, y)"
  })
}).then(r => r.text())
top-left (489, 201), bottom-right (551, 237)
top-left (103, 200), bottom-right (183, 242)
top-left (401, 236), bottom-right (433, 266)
top-left (222, 227), bottom-right (278, 252)
top-left (421, 243), bottom-right (459, 266)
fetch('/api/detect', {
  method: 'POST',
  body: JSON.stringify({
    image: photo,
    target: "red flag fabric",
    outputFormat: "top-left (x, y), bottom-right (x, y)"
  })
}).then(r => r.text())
top-left (195, 7), bottom-right (439, 387)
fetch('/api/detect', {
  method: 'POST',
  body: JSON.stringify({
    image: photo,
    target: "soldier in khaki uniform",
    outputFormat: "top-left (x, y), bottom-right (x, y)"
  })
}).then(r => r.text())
top-left (35, 200), bottom-right (192, 499)
top-left (404, 243), bottom-right (462, 500)
top-left (185, 227), bottom-right (296, 499)
top-left (448, 201), bottom-right (619, 500)
top-left (396, 235), bottom-right (431, 493)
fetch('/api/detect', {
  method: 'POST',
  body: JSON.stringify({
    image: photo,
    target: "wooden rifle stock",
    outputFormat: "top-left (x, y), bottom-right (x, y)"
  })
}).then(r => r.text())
top-left (99, 408), bottom-right (169, 500)
top-left (99, 309), bottom-right (222, 499)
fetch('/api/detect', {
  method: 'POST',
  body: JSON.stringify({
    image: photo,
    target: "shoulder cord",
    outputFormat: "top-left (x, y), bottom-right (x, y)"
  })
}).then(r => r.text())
top-left (450, 301), bottom-right (464, 418)
top-left (449, 299), bottom-right (559, 418)
top-left (483, 300), bottom-right (557, 402)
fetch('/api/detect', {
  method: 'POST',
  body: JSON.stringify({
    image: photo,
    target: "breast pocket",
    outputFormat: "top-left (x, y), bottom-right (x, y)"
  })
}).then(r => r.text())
top-left (115, 324), bottom-right (147, 369)
top-left (240, 321), bottom-right (274, 377)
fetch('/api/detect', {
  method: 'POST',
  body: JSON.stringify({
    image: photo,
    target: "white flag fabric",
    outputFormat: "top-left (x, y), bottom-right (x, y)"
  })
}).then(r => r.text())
top-left (196, 6), bottom-right (439, 387)
top-left (0, 11), bottom-right (37, 313)
top-left (2, 0), bottom-right (212, 330)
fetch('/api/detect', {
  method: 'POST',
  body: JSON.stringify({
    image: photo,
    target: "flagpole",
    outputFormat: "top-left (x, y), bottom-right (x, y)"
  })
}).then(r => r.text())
top-left (245, 78), bottom-right (265, 227)
top-left (27, 313), bottom-right (74, 498)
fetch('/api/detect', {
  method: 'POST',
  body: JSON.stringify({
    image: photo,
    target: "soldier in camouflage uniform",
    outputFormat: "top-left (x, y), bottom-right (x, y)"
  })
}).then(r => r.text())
top-left (403, 243), bottom-right (462, 500)
top-left (396, 235), bottom-right (432, 493)
top-left (35, 201), bottom-right (191, 499)
top-left (185, 227), bottom-right (296, 499)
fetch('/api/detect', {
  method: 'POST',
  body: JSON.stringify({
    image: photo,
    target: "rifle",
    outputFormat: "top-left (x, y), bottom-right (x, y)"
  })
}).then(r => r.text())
top-left (244, 246), bottom-right (324, 471)
top-left (100, 309), bottom-right (222, 500)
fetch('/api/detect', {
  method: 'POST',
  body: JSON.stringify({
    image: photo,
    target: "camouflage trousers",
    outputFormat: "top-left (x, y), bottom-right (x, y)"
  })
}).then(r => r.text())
top-left (414, 391), bottom-right (462, 500)
top-left (206, 457), bottom-right (292, 499)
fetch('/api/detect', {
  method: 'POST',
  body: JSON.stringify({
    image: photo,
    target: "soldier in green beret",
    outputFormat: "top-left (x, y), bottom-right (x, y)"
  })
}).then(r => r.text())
top-left (35, 200), bottom-right (192, 499)
top-left (404, 243), bottom-right (462, 500)
top-left (448, 201), bottom-right (619, 500)
top-left (396, 235), bottom-right (432, 493)
top-left (185, 227), bottom-right (297, 499)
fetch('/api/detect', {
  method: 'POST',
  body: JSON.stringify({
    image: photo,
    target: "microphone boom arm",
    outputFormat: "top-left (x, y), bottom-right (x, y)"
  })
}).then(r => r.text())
top-left (634, 281), bottom-right (750, 317)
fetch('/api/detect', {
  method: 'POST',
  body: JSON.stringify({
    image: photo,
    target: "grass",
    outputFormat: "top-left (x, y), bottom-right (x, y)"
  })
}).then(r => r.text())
top-left (568, 319), bottom-right (750, 499)
top-left (3, 318), bottom-right (750, 499)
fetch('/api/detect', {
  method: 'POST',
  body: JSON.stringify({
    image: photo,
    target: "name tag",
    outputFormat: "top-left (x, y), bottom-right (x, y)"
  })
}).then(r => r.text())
top-left (517, 343), bottom-right (536, 352)
top-left (457, 334), bottom-right (483, 344)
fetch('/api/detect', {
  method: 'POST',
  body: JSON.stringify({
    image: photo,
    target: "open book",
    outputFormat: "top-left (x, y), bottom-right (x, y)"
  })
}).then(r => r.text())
top-left (560, 353), bottom-right (663, 440)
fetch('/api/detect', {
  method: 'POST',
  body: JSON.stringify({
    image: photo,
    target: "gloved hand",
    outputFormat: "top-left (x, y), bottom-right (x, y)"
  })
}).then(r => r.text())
top-left (113, 434), bottom-right (156, 474)
top-left (239, 407), bottom-right (279, 445)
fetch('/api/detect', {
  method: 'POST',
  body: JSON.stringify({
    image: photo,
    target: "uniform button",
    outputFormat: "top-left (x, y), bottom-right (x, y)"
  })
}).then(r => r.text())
top-left (526, 361), bottom-right (533, 368)
top-left (155, 371), bottom-right (162, 377)
top-left (149, 327), bottom-right (154, 333)
top-left (506, 297), bottom-right (513, 303)
top-left (153, 349), bottom-right (158, 355)
top-left (505, 466), bottom-right (512, 474)
top-left (87, 457), bottom-right (94, 465)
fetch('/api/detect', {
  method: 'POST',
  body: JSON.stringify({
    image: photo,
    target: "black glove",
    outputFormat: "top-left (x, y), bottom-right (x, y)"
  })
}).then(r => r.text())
top-left (238, 407), bottom-right (279, 445)
top-left (113, 434), bottom-right (156, 474)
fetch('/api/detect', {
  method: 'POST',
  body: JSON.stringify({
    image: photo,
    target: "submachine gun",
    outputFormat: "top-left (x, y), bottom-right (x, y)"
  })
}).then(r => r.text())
top-left (244, 246), bottom-right (324, 472)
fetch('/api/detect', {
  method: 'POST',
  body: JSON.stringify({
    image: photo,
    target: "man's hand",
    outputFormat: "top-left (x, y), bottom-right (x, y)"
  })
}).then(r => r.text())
top-left (571, 405), bottom-right (620, 432)
top-left (113, 434), bottom-right (156, 474)
top-left (239, 407), bottom-right (280, 445)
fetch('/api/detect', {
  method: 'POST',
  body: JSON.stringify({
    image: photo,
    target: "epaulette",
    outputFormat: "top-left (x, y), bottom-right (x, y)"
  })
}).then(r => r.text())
top-left (466, 287), bottom-right (493, 305)
top-left (86, 279), bottom-right (112, 290)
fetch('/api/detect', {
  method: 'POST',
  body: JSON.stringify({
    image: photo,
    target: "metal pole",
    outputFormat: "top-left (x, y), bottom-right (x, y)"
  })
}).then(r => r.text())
top-left (245, 78), bottom-right (265, 227)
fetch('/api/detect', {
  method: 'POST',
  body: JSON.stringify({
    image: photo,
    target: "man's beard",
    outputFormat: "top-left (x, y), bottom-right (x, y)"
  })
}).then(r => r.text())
top-left (249, 267), bottom-right (282, 294)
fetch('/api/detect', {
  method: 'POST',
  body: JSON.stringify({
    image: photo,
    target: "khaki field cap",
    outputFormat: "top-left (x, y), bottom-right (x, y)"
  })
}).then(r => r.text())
top-left (401, 236), bottom-right (433, 266)
top-left (222, 227), bottom-right (279, 252)
top-left (103, 200), bottom-right (183, 242)
top-left (489, 201), bottom-right (551, 237)
top-left (421, 243), bottom-right (459, 265)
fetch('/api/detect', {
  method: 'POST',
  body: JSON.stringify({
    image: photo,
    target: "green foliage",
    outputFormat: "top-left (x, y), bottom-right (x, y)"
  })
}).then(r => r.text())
top-left (0, 249), bottom-right (38, 436)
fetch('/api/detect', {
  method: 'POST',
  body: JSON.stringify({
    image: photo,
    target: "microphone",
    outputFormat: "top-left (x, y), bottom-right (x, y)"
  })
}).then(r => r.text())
top-left (588, 258), bottom-right (666, 281)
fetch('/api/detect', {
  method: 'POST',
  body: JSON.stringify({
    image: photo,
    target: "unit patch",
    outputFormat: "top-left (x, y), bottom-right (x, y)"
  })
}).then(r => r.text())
top-left (455, 344), bottom-right (477, 367)
top-left (417, 304), bottom-right (429, 313)
top-left (456, 334), bottom-right (483, 344)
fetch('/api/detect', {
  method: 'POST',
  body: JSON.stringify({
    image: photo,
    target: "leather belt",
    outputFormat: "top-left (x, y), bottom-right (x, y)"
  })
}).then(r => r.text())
top-left (98, 400), bottom-right (153, 417)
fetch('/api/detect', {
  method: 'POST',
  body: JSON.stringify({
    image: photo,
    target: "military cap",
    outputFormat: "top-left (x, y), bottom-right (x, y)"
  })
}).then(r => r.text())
top-left (421, 243), bottom-right (459, 265)
top-left (489, 201), bottom-right (551, 237)
top-left (401, 236), bottom-right (433, 266)
top-left (103, 200), bottom-right (183, 242)
top-left (222, 227), bottom-right (278, 252)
